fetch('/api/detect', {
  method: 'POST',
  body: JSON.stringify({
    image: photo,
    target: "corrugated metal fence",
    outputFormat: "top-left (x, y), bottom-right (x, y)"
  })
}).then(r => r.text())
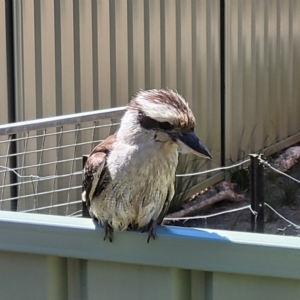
top-left (10, 0), bottom-right (221, 162)
top-left (1, 0), bottom-right (300, 204)
top-left (225, 0), bottom-right (300, 162)
top-left (1, 0), bottom-right (9, 125)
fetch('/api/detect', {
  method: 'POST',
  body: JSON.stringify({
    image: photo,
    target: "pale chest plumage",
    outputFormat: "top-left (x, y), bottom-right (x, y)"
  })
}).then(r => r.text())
top-left (89, 139), bottom-right (178, 231)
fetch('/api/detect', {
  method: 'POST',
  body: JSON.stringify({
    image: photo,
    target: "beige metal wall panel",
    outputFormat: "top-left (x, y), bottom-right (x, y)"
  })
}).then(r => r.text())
top-left (0, 2), bottom-right (10, 209)
top-left (291, 0), bottom-right (300, 136)
top-left (60, 0), bottom-right (75, 114)
top-left (225, 0), bottom-right (300, 163)
top-left (0, 3), bottom-right (8, 113)
top-left (0, 1), bottom-right (9, 126)
top-left (13, 0), bottom-right (220, 146)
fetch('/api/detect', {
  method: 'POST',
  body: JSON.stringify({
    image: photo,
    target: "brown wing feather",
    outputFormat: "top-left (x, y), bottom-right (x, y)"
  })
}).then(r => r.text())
top-left (82, 134), bottom-right (116, 208)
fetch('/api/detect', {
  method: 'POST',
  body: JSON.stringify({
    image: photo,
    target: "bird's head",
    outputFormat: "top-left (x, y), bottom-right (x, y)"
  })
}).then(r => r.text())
top-left (119, 89), bottom-right (212, 159)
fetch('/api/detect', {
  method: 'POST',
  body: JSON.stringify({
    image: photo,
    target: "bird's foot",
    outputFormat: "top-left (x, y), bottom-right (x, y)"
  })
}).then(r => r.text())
top-left (103, 221), bottom-right (113, 242)
top-left (141, 219), bottom-right (157, 243)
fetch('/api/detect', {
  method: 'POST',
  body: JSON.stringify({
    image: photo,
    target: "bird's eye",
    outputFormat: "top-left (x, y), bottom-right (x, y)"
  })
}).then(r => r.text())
top-left (159, 122), bottom-right (173, 130)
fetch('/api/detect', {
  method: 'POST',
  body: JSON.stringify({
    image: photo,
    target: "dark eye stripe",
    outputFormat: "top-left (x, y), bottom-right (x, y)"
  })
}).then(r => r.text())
top-left (159, 122), bottom-right (173, 130)
top-left (138, 115), bottom-right (174, 131)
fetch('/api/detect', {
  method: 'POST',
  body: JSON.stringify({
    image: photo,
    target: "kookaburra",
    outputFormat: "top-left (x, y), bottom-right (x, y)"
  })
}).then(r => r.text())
top-left (82, 89), bottom-right (211, 242)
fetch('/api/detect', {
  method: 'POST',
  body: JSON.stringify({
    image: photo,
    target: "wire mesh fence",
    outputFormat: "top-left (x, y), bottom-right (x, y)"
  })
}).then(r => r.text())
top-left (0, 105), bottom-right (299, 235)
top-left (167, 154), bottom-right (300, 236)
top-left (0, 107), bottom-right (126, 216)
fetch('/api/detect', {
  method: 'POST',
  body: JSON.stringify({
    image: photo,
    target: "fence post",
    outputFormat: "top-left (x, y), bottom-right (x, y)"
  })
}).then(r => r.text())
top-left (82, 155), bottom-right (90, 218)
top-left (250, 154), bottom-right (264, 233)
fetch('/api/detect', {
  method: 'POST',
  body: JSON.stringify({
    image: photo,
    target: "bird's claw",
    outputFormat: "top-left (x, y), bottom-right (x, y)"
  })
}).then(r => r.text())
top-left (142, 219), bottom-right (157, 243)
top-left (103, 222), bottom-right (113, 242)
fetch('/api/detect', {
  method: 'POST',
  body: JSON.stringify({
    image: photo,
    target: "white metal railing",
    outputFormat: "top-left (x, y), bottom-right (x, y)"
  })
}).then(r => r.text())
top-left (0, 107), bottom-right (126, 216)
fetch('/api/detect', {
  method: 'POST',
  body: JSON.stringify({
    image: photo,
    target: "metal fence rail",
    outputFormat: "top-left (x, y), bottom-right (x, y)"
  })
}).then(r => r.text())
top-left (1, 210), bottom-right (300, 300)
top-left (0, 107), bottom-right (126, 216)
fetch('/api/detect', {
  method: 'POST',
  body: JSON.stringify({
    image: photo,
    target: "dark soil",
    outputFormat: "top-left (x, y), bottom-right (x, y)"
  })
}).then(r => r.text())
top-left (169, 159), bottom-right (300, 237)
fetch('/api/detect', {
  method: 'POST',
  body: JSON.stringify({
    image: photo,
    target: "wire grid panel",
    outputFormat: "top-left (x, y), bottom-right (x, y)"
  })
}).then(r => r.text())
top-left (0, 108), bottom-right (125, 216)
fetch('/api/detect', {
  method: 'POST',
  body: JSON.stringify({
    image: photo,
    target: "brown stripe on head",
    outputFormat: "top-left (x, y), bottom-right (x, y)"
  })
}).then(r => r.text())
top-left (129, 89), bottom-right (195, 132)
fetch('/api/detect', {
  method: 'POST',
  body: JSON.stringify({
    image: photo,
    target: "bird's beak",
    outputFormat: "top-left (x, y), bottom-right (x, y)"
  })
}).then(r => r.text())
top-left (176, 131), bottom-right (212, 159)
